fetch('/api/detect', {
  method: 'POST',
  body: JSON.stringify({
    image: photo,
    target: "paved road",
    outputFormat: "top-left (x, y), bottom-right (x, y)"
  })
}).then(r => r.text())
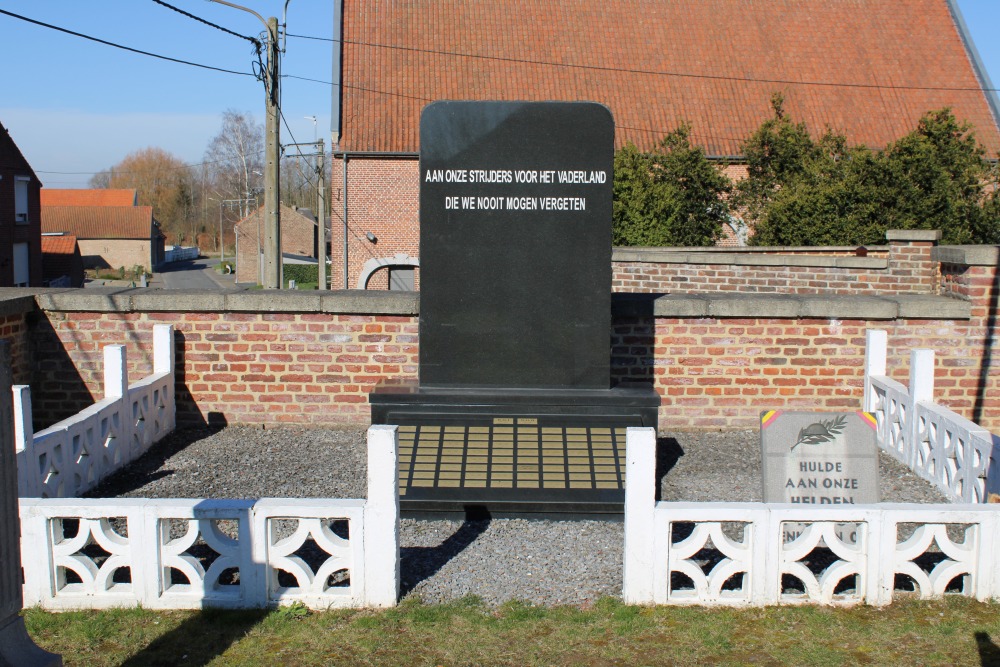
top-left (153, 257), bottom-right (236, 290)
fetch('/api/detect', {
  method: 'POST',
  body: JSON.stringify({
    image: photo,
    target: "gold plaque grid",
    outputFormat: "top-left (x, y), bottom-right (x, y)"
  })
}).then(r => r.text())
top-left (397, 423), bottom-right (627, 496)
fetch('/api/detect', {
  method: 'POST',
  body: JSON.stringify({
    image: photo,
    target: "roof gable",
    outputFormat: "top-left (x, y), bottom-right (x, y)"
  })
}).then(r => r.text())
top-left (41, 189), bottom-right (138, 207)
top-left (341, 0), bottom-right (1000, 156)
top-left (0, 121), bottom-right (39, 181)
top-left (234, 204), bottom-right (319, 229)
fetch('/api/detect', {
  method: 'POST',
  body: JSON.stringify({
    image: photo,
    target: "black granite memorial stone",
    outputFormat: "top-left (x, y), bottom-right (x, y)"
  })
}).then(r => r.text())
top-left (371, 101), bottom-right (659, 516)
top-left (419, 101), bottom-right (613, 388)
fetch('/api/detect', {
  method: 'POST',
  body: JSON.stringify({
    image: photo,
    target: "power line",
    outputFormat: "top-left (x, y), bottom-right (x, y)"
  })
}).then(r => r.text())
top-left (286, 32), bottom-right (999, 94)
top-left (278, 108), bottom-right (321, 191)
top-left (150, 0), bottom-right (261, 49)
top-left (282, 76), bottom-right (749, 145)
top-left (0, 8), bottom-right (253, 77)
top-left (35, 152), bottom-right (266, 178)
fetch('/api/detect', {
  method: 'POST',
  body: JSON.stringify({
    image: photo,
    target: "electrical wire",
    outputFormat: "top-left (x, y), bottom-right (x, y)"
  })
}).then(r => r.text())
top-left (280, 77), bottom-right (751, 146)
top-left (0, 9), bottom-right (253, 77)
top-left (149, 0), bottom-right (261, 49)
top-left (35, 152), bottom-right (266, 178)
top-left (278, 108), bottom-right (322, 191)
top-left (286, 32), bottom-right (1000, 94)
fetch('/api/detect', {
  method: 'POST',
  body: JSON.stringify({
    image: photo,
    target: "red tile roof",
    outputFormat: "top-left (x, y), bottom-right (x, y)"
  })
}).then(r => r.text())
top-left (40, 189), bottom-right (137, 207)
top-left (341, 0), bottom-right (1000, 156)
top-left (40, 234), bottom-right (78, 255)
top-left (40, 206), bottom-right (158, 240)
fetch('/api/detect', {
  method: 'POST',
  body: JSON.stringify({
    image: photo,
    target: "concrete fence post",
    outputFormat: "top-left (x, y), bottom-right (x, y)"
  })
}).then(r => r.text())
top-left (103, 345), bottom-right (127, 400)
top-left (909, 349), bottom-right (936, 469)
top-left (153, 324), bottom-right (174, 375)
top-left (0, 343), bottom-right (62, 666)
top-left (863, 330), bottom-right (888, 412)
top-left (363, 425), bottom-right (400, 607)
top-left (103, 345), bottom-right (132, 458)
top-left (910, 349), bottom-right (935, 404)
top-left (623, 427), bottom-right (657, 604)
top-left (153, 324), bottom-right (176, 432)
top-left (11, 386), bottom-right (33, 498)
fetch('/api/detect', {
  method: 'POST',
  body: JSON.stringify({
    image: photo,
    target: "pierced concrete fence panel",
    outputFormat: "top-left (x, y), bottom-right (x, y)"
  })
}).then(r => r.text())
top-left (19, 426), bottom-right (400, 611)
top-left (622, 428), bottom-right (1000, 607)
top-left (864, 329), bottom-right (999, 503)
top-left (14, 324), bottom-right (175, 498)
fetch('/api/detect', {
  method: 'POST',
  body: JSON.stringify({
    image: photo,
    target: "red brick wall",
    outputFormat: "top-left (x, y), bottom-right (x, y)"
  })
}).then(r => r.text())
top-left (0, 310), bottom-right (31, 386)
top-left (611, 314), bottom-right (1000, 430)
top-left (612, 261), bottom-right (894, 294)
top-left (18, 295), bottom-right (1000, 434)
top-left (329, 156), bottom-right (420, 290)
top-left (29, 310), bottom-right (419, 427)
top-left (0, 167), bottom-right (42, 287)
top-left (612, 236), bottom-right (937, 295)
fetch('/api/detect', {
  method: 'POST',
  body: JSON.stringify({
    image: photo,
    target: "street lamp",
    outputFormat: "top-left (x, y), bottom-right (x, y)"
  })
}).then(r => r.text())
top-left (305, 115), bottom-right (317, 142)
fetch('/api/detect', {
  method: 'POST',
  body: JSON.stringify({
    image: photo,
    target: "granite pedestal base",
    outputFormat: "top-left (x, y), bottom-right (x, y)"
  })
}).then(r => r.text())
top-left (370, 382), bottom-right (659, 517)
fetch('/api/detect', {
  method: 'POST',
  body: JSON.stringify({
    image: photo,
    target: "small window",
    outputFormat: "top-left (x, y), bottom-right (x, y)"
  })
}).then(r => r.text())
top-left (14, 176), bottom-right (29, 224)
top-left (13, 243), bottom-right (29, 287)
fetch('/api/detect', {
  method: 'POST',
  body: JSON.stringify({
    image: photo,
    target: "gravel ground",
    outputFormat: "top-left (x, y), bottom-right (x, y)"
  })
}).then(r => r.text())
top-left (89, 425), bottom-right (949, 606)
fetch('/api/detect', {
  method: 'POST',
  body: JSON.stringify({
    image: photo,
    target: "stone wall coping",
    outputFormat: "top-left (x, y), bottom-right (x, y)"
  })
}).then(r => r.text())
top-left (29, 287), bottom-right (421, 315)
top-left (611, 292), bottom-right (970, 320)
top-left (0, 290), bottom-right (38, 317)
top-left (0, 287), bottom-right (970, 321)
top-left (615, 245), bottom-right (891, 254)
top-left (885, 229), bottom-right (943, 242)
top-left (611, 247), bottom-right (888, 270)
top-left (931, 245), bottom-right (1000, 267)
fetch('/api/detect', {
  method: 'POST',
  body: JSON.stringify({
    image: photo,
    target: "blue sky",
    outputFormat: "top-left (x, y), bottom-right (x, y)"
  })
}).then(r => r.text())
top-left (1, 1), bottom-right (999, 188)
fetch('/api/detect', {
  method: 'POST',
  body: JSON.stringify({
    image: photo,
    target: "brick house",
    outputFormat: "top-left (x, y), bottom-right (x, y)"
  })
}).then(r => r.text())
top-left (329, 0), bottom-right (1000, 288)
top-left (233, 204), bottom-right (320, 285)
top-left (0, 121), bottom-right (42, 287)
top-left (40, 205), bottom-right (165, 273)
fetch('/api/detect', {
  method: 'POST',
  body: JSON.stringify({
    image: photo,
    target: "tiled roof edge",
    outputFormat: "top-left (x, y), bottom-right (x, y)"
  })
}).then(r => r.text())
top-left (947, 0), bottom-right (1000, 136)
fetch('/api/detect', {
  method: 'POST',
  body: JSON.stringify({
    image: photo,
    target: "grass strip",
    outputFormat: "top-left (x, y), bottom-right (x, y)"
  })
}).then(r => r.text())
top-left (24, 596), bottom-right (1000, 666)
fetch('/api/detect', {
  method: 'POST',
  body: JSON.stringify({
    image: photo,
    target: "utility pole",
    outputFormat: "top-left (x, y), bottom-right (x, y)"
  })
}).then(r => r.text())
top-left (209, 1), bottom-right (282, 289)
top-left (263, 16), bottom-right (282, 289)
top-left (287, 141), bottom-right (328, 289)
top-left (316, 140), bottom-right (327, 290)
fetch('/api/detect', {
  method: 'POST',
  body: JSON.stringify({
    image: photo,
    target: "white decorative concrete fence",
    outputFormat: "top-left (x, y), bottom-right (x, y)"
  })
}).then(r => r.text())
top-left (163, 245), bottom-right (200, 263)
top-left (623, 428), bottom-right (1000, 607)
top-left (863, 329), bottom-right (999, 503)
top-left (14, 324), bottom-right (176, 498)
top-left (19, 425), bottom-right (400, 610)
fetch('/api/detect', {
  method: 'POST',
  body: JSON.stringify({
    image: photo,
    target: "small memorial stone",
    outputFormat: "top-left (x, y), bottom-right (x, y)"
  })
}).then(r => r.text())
top-left (760, 411), bottom-right (879, 543)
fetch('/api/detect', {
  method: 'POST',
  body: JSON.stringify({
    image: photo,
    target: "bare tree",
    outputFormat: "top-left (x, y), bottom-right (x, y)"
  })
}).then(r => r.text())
top-left (88, 170), bottom-right (112, 189)
top-left (204, 109), bottom-right (265, 219)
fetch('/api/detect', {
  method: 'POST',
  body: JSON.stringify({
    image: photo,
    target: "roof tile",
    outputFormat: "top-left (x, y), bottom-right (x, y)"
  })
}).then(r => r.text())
top-left (40, 189), bottom-right (137, 207)
top-left (341, 0), bottom-right (1000, 156)
top-left (40, 206), bottom-right (158, 239)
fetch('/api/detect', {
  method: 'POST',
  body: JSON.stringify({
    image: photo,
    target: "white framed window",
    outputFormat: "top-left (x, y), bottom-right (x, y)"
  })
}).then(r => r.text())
top-left (14, 176), bottom-right (30, 223)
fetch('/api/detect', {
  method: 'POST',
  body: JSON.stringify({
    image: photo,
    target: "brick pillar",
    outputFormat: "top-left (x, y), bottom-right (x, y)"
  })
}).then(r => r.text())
top-left (0, 342), bottom-right (61, 666)
top-left (885, 229), bottom-right (941, 293)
